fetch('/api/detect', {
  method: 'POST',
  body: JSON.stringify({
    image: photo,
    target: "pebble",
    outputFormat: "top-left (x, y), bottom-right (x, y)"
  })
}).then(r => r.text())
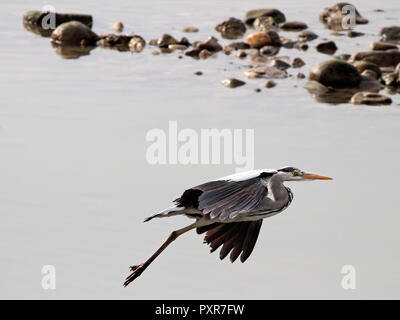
top-left (349, 49), bottom-right (400, 67)
top-left (309, 60), bottom-right (361, 88)
top-left (129, 35), bottom-right (146, 52)
top-left (320, 3), bottom-right (368, 30)
top-left (350, 92), bottom-right (392, 105)
top-left (158, 34), bottom-right (179, 48)
top-left (234, 50), bottom-right (247, 58)
top-left (199, 49), bottom-right (213, 59)
top-left (292, 57), bottom-right (305, 68)
top-left (279, 21), bottom-right (308, 31)
top-left (253, 16), bottom-right (278, 31)
top-left (50, 21), bottom-right (98, 46)
top-left (182, 26), bottom-right (199, 33)
top-left (215, 17), bottom-right (246, 39)
top-left (316, 41), bottom-right (338, 55)
top-left (194, 71), bottom-right (203, 76)
top-left (264, 80), bottom-right (277, 88)
top-left (370, 42), bottom-right (398, 51)
top-left (244, 8), bottom-right (286, 25)
top-left (196, 36), bottom-right (222, 52)
top-left (298, 30), bottom-right (318, 42)
top-left (247, 30), bottom-right (281, 48)
top-left (112, 21), bottom-right (124, 33)
top-left (260, 45), bottom-right (280, 56)
top-left (347, 30), bottom-right (364, 38)
top-left (221, 78), bottom-right (246, 88)
top-left (380, 26), bottom-right (400, 42)
top-left (297, 72), bottom-right (306, 79)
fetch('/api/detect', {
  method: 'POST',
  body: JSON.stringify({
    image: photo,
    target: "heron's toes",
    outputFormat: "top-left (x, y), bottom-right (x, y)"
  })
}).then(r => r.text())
top-left (124, 263), bottom-right (144, 287)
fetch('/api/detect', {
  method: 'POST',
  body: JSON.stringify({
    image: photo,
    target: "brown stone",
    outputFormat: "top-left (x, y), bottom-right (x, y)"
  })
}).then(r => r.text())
top-left (246, 31), bottom-right (281, 48)
top-left (316, 41), bottom-right (338, 55)
top-left (349, 49), bottom-right (400, 67)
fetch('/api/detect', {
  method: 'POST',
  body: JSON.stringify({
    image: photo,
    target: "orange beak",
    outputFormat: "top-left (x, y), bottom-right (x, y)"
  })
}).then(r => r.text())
top-left (302, 172), bottom-right (333, 180)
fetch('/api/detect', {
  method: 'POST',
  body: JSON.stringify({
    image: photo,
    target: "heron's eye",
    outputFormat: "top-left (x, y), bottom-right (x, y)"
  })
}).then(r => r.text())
top-left (292, 171), bottom-right (301, 176)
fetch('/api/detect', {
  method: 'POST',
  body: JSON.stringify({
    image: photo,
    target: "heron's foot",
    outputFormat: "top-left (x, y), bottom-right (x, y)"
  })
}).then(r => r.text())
top-left (123, 263), bottom-right (145, 287)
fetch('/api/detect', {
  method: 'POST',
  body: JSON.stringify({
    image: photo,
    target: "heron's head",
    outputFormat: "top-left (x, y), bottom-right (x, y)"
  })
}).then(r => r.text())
top-left (277, 166), bottom-right (333, 182)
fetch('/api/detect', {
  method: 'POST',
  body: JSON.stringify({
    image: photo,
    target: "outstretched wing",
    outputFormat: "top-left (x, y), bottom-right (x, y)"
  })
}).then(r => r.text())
top-left (174, 171), bottom-right (274, 220)
top-left (196, 220), bottom-right (263, 263)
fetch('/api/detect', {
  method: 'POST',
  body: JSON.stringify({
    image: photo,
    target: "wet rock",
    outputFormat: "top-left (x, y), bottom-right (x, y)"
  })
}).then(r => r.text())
top-left (112, 21), bottom-right (124, 33)
top-left (97, 34), bottom-right (133, 51)
top-left (380, 26), bottom-right (400, 42)
top-left (149, 39), bottom-right (158, 46)
top-left (158, 34), bottom-right (179, 48)
top-left (255, 88), bottom-right (262, 92)
top-left (352, 61), bottom-right (381, 78)
top-left (215, 17), bottom-right (246, 39)
top-left (178, 37), bottom-right (190, 47)
top-left (264, 80), bottom-right (277, 88)
top-left (244, 9), bottom-right (286, 25)
top-left (292, 57), bottom-right (305, 68)
top-left (280, 39), bottom-right (297, 49)
top-left (247, 31), bottom-right (281, 48)
top-left (244, 66), bottom-right (288, 79)
top-left (297, 72), bottom-right (306, 79)
top-left (234, 50), bottom-right (247, 58)
top-left (370, 42), bottom-right (398, 51)
top-left (382, 72), bottom-right (398, 86)
top-left (224, 42), bottom-right (250, 51)
top-left (23, 11), bottom-right (93, 37)
top-left (129, 35), bottom-right (146, 52)
top-left (260, 45), bottom-right (280, 56)
top-left (199, 49), bottom-right (213, 59)
top-left (221, 78), bottom-right (246, 88)
top-left (316, 41), bottom-right (338, 55)
top-left (185, 49), bottom-right (201, 59)
top-left (196, 37), bottom-right (222, 52)
top-left (50, 21), bottom-right (98, 46)
top-left (294, 42), bottom-right (309, 51)
top-left (309, 60), bottom-right (361, 88)
top-left (304, 78), bottom-right (381, 104)
top-left (361, 70), bottom-right (379, 80)
top-left (194, 71), bottom-right (203, 76)
top-left (349, 49), bottom-right (400, 67)
top-left (279, 21), bottom-right (308, 31)
top-left (350, 92), bottom-right (392, 105)
top-left (347, 30), bottom-right (364, 38)
top-left (320, 3), bottom-right (368, 30)
top-left (298, 30), bottom-right (318, 42)
top-left (253, 16), bottom-right (278, 31)
top-left (396, 63), bottom-right (400, 75)
top-left (182, 26), bottom-right (199, 33)
top-left (335, 53), bottom-right (351, 61)
top-left (270, 59), bottom-right (291, 70)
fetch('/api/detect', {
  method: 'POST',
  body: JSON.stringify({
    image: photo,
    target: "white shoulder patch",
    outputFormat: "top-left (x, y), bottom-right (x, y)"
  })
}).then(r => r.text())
top-left (216, 168), bottom-right (277, 182)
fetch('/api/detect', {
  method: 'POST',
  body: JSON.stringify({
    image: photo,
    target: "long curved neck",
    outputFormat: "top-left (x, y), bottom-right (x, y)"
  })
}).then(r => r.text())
top-left (269, 175), bottom-right (290, 203)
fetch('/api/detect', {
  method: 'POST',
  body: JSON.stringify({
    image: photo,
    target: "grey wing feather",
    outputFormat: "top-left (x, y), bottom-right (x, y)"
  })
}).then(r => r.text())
top-left (197, 177), bottom-right (269, 220)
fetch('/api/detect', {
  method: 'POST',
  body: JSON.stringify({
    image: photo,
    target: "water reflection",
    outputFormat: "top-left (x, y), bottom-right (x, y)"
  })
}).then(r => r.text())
top-left (51, 43), bottom-right (96, 59)
top-left (304, 78), bottom-right (382, 104)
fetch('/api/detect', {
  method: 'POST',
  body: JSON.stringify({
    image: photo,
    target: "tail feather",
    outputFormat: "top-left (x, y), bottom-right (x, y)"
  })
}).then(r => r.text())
top-left (144, 206), bottom-right (185, 222)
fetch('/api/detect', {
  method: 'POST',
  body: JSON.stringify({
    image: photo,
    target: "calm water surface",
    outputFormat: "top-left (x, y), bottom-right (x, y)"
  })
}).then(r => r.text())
top-left (1, 0), bottom-right (400, 299)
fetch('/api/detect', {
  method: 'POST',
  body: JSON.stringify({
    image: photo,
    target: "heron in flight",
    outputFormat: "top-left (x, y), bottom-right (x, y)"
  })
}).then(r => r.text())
top-left (124, 167), bottom-right (332, 286)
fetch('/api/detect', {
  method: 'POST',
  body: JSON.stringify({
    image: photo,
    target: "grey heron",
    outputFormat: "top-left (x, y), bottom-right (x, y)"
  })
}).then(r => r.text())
top-left (124, 167), bottom-right (332, 286)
